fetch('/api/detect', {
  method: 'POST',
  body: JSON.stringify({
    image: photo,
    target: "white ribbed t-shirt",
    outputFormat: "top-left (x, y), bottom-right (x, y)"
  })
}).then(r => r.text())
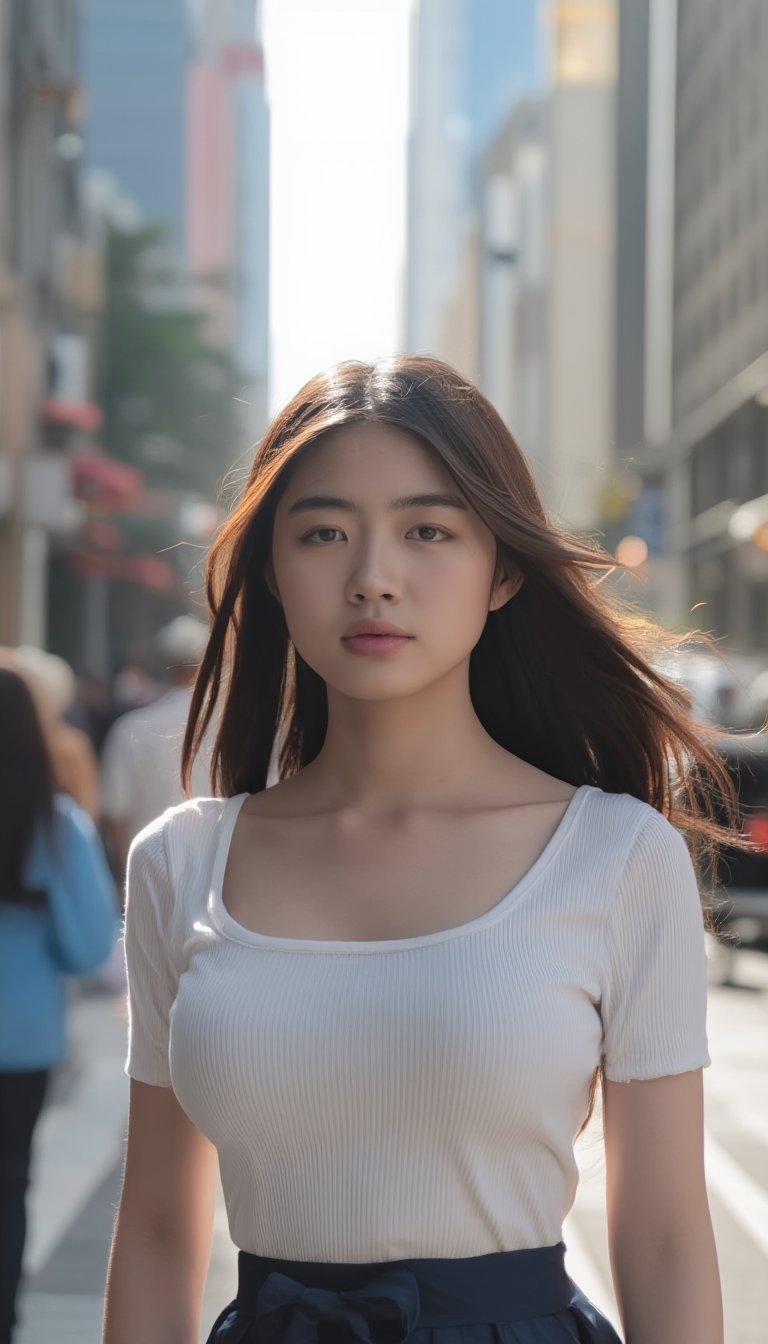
top-left (123, 783), bottom-right (711, 1261)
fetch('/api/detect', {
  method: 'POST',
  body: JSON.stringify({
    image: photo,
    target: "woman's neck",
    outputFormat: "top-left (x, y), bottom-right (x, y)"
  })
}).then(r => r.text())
top-left (299, 682), bottom-right (511, 806)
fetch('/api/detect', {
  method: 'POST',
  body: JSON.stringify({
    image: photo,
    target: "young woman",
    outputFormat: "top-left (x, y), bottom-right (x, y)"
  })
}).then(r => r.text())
top-left (0, 666), bottom-right (119, 1344)
top-left (104, 356), bottom-right (740, 1344)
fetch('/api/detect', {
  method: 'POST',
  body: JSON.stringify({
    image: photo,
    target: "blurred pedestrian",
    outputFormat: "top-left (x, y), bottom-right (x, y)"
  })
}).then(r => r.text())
top-left (0, 667), bottom-right (119, 1344)
top-left (111, 653), bottom-right (162, 712)
top-left (65, 670), bottom-right (119, 755)
top-left (105, 355), bottom-right (734, 1344)
top-left (100, 616), bottom-right (214, 875)
top-left (11, 647), bottom-right (101, 822)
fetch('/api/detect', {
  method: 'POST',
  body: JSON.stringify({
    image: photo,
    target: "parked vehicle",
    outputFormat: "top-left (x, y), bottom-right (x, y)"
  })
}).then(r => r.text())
top-left (656, 648), bottom-right (766, 732)
top-left (705, 733), bottom-right (768, 983)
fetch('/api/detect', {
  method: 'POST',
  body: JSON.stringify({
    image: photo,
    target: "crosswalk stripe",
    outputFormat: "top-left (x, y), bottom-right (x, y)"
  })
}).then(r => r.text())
top-left (718, 1102), bottom-right (768, 1154)
top-left (25, 1056), bottom-right (127, 1273)
top-left (704, 1130), bottom-right (768, 1258)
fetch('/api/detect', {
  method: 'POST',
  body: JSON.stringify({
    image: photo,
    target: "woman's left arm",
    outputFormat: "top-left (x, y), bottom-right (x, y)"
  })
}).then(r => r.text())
top-left (602, 1067), bottom-right (723, 1344)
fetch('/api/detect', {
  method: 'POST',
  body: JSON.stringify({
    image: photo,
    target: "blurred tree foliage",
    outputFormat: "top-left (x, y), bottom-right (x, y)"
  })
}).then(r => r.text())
top-left (98, 223), bottom-right (244, 499)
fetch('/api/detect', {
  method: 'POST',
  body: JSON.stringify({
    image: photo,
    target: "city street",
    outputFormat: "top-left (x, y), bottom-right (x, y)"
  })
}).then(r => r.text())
top-left (3, 4), bottom-right (768, 1343)
top-left (13, 950), bottom-right (768, 1344)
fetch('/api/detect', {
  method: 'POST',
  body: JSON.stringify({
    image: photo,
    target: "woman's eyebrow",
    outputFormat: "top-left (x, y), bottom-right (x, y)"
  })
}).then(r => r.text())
top-left (286, 492), bottom-right (469, 515)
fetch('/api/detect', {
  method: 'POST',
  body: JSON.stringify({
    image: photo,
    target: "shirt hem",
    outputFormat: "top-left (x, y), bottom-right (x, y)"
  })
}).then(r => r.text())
top-left (125, 1061), bottom-right (173, 1088)
top-left (602, 1052), bottom-right (711, 1083)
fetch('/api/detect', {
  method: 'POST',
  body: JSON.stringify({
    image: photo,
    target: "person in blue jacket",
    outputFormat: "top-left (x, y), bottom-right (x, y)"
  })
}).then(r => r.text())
top-left (0, 665), bottom-right (119, 1344)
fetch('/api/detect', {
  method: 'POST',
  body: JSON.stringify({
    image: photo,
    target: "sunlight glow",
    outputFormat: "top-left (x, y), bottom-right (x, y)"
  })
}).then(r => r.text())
top-left (262, 0), bottom-right (413, 416)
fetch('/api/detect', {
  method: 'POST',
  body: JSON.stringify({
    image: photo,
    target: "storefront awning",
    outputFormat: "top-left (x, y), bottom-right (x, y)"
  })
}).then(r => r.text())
top-left (42, 397), bottom-right (103, 432)
top-left (71, 453), bottom-right (144, 509)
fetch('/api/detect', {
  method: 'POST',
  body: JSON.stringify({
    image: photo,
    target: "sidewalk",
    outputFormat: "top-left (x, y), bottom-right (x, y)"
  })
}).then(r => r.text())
top-left (16, 990), bottom-right (237, 1344)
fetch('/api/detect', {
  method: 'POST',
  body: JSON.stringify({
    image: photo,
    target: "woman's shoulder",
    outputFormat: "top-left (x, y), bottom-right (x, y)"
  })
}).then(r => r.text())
top-left (134, 792), bottom-right (227, 833)
top-left (127, 795), bottom-right (231, 879)
top-left (581, 786), bottom-right (695, 911)
top-left (580, 784), bottom-right (687, 858)
top-left (583, 782), bottom-right (670, 822)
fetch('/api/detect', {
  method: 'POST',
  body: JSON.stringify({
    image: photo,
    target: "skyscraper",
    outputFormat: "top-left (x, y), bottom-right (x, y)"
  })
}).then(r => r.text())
top-left (187, 0), bottom-right (270, 436)
top-left (80, 0), bottom-right (191, 246)
top-left (545, 0), bottom-right (618, 531)
top-left (465, 0), bottom-right (543, 159)
top-left (611, 0), bottom-right (679, 619)
top-left (405, 0), bottom-right (469, 355)
top-left (405, 0), bottom-right (541, 358)
top-left (670, 0), bottom-right (768, 643)
top-left (476, 98), bottom-right (548, 477)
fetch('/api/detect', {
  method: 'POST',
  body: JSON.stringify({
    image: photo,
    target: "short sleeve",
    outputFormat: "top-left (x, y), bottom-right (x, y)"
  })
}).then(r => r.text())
top-left (600, 807), bottom-right (711, 1083)
top-left (123, 817), bottom-right (177, 1086)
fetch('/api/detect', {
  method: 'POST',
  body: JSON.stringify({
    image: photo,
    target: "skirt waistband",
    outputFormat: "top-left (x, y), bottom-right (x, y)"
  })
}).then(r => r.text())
top-left (230, 1240), bottom-right (575, 1337)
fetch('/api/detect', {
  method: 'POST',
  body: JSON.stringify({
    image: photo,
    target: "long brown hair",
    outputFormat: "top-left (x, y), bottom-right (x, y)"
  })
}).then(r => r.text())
top-left (0, 666), bottom-right (56, 909)
top-left (183, 354), bottom-right (752, 1131)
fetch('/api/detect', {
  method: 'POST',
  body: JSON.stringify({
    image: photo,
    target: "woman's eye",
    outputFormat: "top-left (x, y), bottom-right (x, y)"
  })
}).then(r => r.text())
top-left (301, 525), bottom-right (451, 544)
top-left (409, 525), bottom-right (450, 542)
top-left (302, 527), bottom-right (343, 544)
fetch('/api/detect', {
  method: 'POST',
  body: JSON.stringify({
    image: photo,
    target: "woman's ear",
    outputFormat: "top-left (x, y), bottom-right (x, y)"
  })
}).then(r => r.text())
top-left (489, 567), bottom-right (524, 614)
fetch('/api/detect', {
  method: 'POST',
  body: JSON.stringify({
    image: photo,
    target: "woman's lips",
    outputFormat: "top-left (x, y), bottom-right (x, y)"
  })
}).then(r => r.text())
top-left (342, 634), bottom-right (414, 655)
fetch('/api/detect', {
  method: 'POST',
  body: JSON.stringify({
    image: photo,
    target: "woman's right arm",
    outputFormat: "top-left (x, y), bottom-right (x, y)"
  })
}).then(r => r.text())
top-left (105, 813), bottom-right (218, 1341)
top-left (103, 1079), bottom-right (219, 1344)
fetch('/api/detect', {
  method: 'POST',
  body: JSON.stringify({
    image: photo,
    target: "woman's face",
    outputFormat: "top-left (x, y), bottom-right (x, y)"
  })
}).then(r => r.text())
top-left (268, 421), bottom-right (519, 702)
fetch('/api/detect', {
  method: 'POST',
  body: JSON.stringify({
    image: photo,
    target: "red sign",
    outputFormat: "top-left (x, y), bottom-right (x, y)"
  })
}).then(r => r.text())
top-left (43, 398), bottom-right (103, 432)
top-left (70, 551), bottom-right (177, 591)
top-left (71, 454), bottom-right (144, 509)
top-left (221, 43), bottom-right (264, 79)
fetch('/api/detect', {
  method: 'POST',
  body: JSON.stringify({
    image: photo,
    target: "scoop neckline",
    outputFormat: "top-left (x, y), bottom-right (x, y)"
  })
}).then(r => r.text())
top-left (206, 783), bottom-right (595, 954)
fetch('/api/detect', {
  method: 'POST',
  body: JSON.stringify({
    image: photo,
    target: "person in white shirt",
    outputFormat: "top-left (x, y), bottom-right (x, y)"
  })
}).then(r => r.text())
top-left (100, 617), bottom-right (214, 873)
top-left (105, 355), bottom-right (734, 1344)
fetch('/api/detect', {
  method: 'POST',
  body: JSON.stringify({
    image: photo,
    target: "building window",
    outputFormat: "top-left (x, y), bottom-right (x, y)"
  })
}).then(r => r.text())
top-left (748, 251), bottom-right (759, 304)
top-left (730, 104), bottom-right (740, 156)
top-left (749, 85), bottom-right (760, 137)
top-left (692, 438), bottom-right (728, 515)
top-left (749, 586), bottom-right (768, 644)
top-left (729, 437), bottom-right (754, 499)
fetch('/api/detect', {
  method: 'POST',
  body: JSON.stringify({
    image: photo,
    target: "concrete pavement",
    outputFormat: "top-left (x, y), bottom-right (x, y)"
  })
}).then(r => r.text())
top-left (14, 991), bottom-right (237, 1344)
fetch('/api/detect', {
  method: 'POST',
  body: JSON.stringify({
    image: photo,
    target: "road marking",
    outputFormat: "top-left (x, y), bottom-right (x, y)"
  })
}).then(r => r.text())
top-left (718, 1101), bottom-right (768, 1153)
top-left (16, 1291), bottom-right (105, 1344)
top-left (704, 1130), bottom-right (768, 1258)
top-left (25, 1001), bottom-right (128, 1273)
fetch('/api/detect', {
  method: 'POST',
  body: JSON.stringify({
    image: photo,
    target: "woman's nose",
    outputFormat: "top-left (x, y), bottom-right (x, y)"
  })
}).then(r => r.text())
top-left (345, 545), bottom-right (401, 603)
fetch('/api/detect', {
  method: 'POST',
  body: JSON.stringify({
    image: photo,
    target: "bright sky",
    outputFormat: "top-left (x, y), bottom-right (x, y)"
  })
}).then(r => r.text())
top-left (261, 0), bottom-right (413, 417)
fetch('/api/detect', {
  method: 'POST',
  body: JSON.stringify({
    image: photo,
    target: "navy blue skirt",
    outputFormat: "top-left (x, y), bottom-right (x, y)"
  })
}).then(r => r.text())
top-left (203, 1239), bottom-right (623, 1342)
